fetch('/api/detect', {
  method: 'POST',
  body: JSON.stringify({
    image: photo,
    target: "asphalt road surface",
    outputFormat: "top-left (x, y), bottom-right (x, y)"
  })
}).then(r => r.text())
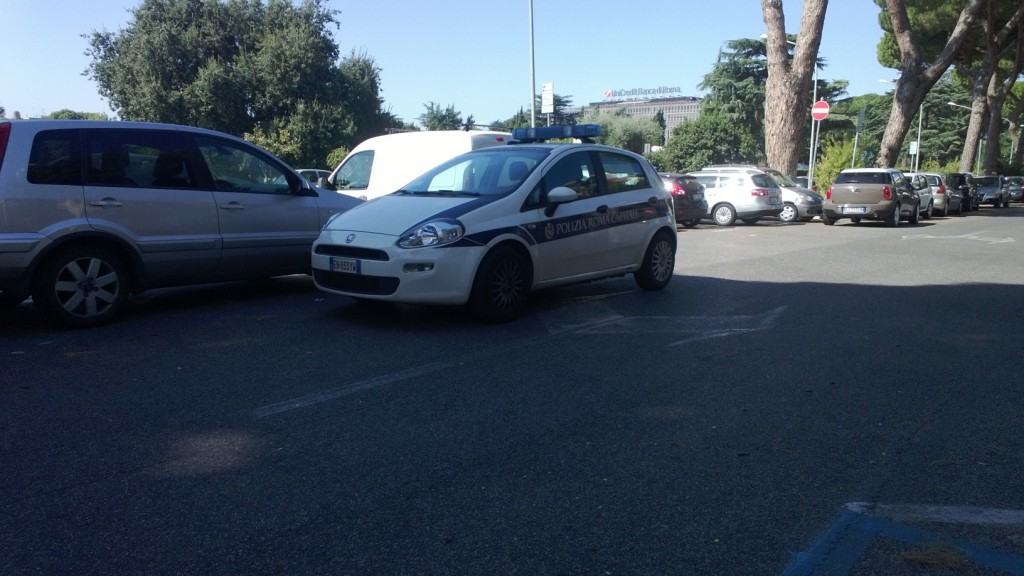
top-left (3, 206), bottom-right (1023, 575)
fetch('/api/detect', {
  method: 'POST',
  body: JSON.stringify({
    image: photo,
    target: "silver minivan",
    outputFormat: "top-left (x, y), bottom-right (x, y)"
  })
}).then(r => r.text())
top-left (0, 120), bottom-right (363, 326)
top-left (688, 170), bottom-right (783, 226)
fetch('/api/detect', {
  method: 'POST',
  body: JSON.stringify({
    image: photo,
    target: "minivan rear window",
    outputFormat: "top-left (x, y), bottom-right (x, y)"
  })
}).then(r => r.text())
top-left (751, 174), bottom-right (776, 188)
top-left (28, 130), bottom-right (81, 185)
top-left (835, 172), bottom-right (890, 185)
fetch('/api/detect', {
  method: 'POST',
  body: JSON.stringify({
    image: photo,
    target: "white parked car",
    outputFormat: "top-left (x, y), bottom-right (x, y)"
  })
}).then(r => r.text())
top-left (325, 130), bottom-right (511, 201)
top-left (311, 127), bottom-right (677, 322)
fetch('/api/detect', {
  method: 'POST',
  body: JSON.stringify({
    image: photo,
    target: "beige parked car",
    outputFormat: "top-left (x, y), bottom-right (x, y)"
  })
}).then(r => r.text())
top-left (822, 168), bottom-right (922, 227)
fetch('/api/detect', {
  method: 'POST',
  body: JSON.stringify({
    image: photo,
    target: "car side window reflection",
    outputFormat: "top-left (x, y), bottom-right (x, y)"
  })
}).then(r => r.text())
top-left (526, 152), bottom-right (598, 208)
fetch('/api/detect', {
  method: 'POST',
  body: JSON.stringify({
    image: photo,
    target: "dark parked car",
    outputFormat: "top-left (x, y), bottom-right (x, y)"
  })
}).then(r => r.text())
top-left (1006, 176), bottom-right (1023, 202)
top-left (660, 173), bottom-right (708, 228)
top-left (974, 175), bottom-right (1011, 208)
top-left (944, 172), bottom-right (978, 211)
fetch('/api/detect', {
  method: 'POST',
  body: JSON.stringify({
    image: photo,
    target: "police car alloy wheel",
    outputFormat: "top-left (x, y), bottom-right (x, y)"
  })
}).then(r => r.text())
top-left (635, 231), bottom-right (675, 290)
top-left (469, 246), bottom-right (531, 323)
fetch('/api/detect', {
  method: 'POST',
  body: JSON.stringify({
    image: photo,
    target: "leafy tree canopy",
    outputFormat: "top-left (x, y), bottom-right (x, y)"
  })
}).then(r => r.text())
top-left (580, 111), bottom-right (663, 155)
top-left (419, 102), bottom-right (463, 130)
top-left (86, 0), bottom-right (393, 167)
top-left (46, 109), bottom-right (110, 120)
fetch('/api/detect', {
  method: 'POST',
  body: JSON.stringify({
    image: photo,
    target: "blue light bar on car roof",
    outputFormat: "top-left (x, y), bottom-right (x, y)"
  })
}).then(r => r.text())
top-left (512, 124), bottom-right (603, 143)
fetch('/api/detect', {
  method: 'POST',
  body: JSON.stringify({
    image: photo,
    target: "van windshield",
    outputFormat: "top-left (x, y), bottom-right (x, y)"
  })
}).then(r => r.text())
top-left (399, 148), bottom-right (551, 197)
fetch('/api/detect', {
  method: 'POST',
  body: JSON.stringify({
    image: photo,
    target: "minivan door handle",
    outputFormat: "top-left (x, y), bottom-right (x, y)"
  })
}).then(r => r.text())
top-left (219, 202), bottom-right (245, 211)
top-left (88, 198), bottom-right (123, 208)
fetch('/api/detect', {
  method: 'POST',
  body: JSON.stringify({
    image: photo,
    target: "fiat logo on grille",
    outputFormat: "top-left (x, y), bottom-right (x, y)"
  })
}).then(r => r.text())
top-left (345, 233), bottom-right (356, 244)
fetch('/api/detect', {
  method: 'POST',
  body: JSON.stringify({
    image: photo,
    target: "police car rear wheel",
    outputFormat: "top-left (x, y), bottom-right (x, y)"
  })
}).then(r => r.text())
top-left (635, 231), bottom-right (675, 291)
top-left (469, 246), bottom-right (531, 323)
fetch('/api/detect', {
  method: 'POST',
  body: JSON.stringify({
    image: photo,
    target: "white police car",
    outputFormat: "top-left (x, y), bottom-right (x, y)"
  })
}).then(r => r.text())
top-left (311, 125), bottom-right (677, 322)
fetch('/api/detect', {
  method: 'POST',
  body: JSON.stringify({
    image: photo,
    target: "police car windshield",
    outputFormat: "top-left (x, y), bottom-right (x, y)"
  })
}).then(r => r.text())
top-left (398, 148), bottom-right (551, 197)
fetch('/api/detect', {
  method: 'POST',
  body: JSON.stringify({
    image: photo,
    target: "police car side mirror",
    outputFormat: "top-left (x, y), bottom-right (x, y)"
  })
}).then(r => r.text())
top-left (545, 186), bottom-right (578, 216)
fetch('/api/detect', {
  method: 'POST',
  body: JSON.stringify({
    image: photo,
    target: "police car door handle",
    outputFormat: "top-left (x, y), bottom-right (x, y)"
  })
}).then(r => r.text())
top-left (596, 204), bottom-right (608, 214)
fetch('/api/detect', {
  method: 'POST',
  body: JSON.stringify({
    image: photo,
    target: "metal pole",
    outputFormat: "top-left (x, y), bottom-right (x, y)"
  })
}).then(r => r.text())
top-left (529, 0), bottom-right (536, 128)
top-left (807, 67), bottom-right (817, 181)
top-left (851, 130), bottom-right (860, 169)
top-left (914, 103), bottom-right (922, 172)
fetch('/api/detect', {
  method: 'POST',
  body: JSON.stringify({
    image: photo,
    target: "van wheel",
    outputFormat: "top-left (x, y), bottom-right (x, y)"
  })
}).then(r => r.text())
top-left (469, 246), bottom-right (531, 323)
top-left (635, 231), bottom-right (675, 291)
top-left (822, 213), bottom-right (836, 226)
top-left (886, 204), bottom-right (901, 227)
top-left (33, 246), bottom-right (130, 328)
top-left (712, 204), bottom-right (736, 226)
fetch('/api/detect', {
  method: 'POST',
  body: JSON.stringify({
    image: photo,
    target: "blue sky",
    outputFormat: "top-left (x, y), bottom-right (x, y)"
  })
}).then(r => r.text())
top-left (0, 0), bottom-right (894, 124)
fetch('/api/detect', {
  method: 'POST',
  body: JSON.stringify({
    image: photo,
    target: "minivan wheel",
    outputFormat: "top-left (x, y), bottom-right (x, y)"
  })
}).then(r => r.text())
top-left (779, 203), bottom-right (798, 223)
top-left (886, 203), bottom-right (901, 227)
top-left (712, 204), bottom-right (736, 226)
top-left (469, 246), bottom-right (531, 323)
top-left (635, 231), bottom-right (675, 291)
top-left (33, 246), bottom-right (130, 328)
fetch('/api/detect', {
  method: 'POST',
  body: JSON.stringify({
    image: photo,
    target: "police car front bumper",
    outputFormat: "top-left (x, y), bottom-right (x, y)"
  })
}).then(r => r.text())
top-left (311, 230), bottom-right (484, 304)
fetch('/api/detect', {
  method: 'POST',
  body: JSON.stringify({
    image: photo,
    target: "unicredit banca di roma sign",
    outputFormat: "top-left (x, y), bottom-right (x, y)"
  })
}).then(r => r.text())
top-left (602, 86), bottom-right (683, 100)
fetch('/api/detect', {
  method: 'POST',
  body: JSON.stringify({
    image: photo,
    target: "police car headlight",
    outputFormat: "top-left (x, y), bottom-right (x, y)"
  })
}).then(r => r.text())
top-left (397, 220), bottom-right (464, 248)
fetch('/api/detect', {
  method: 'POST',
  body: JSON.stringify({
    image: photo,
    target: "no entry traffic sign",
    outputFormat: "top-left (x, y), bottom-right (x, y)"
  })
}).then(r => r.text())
top-left (811, 100), bottom-right (830, 121)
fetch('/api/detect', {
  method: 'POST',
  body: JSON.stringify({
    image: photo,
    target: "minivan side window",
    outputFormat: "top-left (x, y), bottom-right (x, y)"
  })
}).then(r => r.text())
top-left (333, 151), bottom-right (374, 190)
top-left (194, 136), bottom-right (293, 194)
top-left (86, 130), bottom-right (198, 189)
top-left (28, 130), bottom-right (81, 185)
top-left (598, 152), bottom-right (649, 194)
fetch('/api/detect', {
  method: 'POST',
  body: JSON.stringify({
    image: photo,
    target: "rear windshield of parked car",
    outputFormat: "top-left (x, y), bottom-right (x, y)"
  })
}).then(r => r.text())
top-left (973, 177), bottom-right (999, 186)
top-left (751, 174), bottom-right (776, 188)
top-left (835, 172), bottom-right (890, 185)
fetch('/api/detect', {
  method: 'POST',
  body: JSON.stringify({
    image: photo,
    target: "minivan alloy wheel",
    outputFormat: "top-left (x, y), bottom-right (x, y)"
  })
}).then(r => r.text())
top-left (54, 257), bottom-right (121, 319)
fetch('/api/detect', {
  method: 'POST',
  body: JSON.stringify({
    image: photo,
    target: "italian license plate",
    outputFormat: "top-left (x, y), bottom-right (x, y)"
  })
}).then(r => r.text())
top-left (330, 257), bottom-right (360, 274)
top-left (843, 206), bottom-right (867, 214)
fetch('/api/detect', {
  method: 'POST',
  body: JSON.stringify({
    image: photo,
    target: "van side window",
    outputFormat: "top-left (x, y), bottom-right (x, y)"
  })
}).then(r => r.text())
top-left (86, 130), bottom-right (198, 189)
top-left (333, 151), bottom-right (374, 190)
top-left (598, 152), bottom-right (649, 194)
top-left (28, 130), bottom-right (81, 185)
top-left (194, 136), bottom-right (292, 194)
top-left (694, 175), bottom-right (718, 189)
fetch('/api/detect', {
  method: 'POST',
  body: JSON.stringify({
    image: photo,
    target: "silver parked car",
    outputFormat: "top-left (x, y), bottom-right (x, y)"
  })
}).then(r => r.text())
top-left (908, 171), bottom-right (962, 216)
top-left (902, 172), bottom-right (936, 218)
top-left (689, 170), bottom-right (783, 226)
top-left (701, 165), bottom-right (820, 223)
top-left (0, 120), bottom-right (363, 326)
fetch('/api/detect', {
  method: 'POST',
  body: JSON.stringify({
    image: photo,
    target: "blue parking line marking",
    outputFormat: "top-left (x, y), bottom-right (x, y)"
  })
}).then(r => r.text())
top-left (781, 508), bottom-right (1024, 576)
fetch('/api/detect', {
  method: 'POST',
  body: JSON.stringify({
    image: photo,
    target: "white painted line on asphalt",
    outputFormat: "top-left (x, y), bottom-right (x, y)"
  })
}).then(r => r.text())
top-left (846, 502), bottom-right (1024, 526)
top-left (571, 305), bottom-right (787, 348)
top-left (540, 300), bottom-right (624, 335)
top-left (250, 361), bottom-right (454, 419)
top-left (901, 230), bottom-right (1015, 244)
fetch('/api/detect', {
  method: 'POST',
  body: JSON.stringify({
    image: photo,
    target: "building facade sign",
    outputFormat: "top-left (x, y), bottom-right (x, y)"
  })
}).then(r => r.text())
top-left (602, 86), bottom-right (683, 100)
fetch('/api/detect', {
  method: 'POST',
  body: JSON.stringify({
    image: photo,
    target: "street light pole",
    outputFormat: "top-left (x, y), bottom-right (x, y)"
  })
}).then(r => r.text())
top-left (914, 103), bottom-right (922, 172)
top-left (528, 0), bottom-right (536, 128)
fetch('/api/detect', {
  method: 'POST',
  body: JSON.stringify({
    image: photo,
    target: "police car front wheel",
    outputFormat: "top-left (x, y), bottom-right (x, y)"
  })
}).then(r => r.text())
top-left (469, 246), bottom-right (532, 323)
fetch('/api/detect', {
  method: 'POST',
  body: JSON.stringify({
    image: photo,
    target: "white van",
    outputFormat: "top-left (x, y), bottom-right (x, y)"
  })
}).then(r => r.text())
top-left (325, 130), bottom-right (511, 200)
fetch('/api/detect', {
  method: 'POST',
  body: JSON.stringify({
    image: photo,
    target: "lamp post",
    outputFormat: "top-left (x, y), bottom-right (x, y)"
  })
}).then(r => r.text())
top-left (529, 0), bottom-right (536, 128)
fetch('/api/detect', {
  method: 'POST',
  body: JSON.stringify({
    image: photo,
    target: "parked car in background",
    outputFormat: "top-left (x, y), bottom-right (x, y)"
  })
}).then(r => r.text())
top-left (902, 172), bottom-right (936, 218)
top-left (688, 170), bottom-right (783, 226)
top-left (701, 165), bottom-right (821, 223)
top-left (0, 120), bottom-right (363, 326)
top-left (322, 130), bottom-right (511, 201)
top-left (660, 173), bottom-right (708, 228)
top-left (1006, 176), bottom-right (1023, 202)
top-left (794, 176), bottom-right (818, 193)
top-left (944, 172), bottom-right (978, 211)
top-left (973, 175), bottom-right (1011, 208)
top-left (822, 168), bottom-right (920, 227)
top-left (297, 168), bottom-right (331, 184)
top-left (917, 171), bottom-right (963, 216)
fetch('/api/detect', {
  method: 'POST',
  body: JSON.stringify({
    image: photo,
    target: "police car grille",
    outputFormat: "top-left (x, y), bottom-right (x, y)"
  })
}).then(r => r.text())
top-left (313, 269), bottom-right (399, 295)
top-left (314, 245), bottom-right (390, 261)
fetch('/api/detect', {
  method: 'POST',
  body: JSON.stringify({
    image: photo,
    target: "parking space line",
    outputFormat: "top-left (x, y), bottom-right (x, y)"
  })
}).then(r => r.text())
top-left (250, 362), bottom-right (454, 419)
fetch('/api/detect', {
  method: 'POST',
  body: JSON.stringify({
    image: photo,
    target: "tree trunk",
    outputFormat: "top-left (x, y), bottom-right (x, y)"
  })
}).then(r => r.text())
top-left (761, 0), bottom-right (829, 176)
top-left (1010, 96), bottom-right (1024, 166)
top-left (959, 81), bottom-right (989, 172)
top-left (876, 0), bottom-right (983, 167)
top-left (982, 28), bottom-right (1024, 173)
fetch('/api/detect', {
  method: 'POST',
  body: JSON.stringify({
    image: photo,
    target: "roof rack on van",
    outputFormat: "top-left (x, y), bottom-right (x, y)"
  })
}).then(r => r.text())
top-left (511, 124), bottom-right (602, 144)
